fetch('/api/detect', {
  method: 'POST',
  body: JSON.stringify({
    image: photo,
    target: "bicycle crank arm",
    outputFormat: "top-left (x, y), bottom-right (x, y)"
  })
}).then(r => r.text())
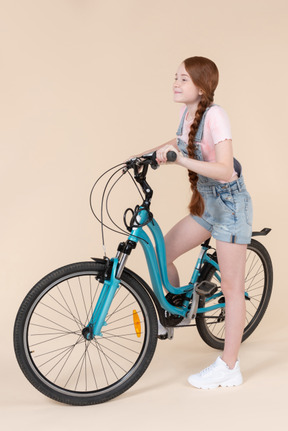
top-left (187, 289), bottom-right (200, 320)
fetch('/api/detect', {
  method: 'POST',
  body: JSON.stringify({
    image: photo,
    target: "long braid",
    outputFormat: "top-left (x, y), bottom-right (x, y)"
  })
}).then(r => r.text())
top-left (180, 56), bottom-right (219, 216)
top-left (187, 94), bottom-right (213, 216)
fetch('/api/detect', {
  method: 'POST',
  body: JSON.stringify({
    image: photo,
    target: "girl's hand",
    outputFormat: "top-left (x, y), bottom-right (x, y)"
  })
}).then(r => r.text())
top-left (156, 145), bottom-right (181, 165)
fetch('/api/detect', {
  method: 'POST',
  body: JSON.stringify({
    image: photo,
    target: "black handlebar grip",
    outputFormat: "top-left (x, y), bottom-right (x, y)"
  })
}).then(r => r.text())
top-left (167, 151), bottom-right (177, 162)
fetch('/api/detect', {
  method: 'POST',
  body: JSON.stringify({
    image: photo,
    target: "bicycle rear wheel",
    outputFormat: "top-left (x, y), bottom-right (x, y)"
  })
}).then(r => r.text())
top-left (196, 239), bottom-right (273, 350)
top-left (14, 261), bottom-right (158, 405)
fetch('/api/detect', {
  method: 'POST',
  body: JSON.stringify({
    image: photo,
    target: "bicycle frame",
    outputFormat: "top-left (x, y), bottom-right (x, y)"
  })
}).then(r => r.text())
top-left (87, 207), bottom-right (223, 338)
top-left (13, 147), bottom-right (272, 405)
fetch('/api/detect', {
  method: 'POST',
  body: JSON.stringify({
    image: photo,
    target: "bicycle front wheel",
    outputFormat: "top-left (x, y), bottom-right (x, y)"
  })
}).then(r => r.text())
top-left (14, 261), bottom-right (158, 405)
top-left (196, 239), bottom-right (273, 350)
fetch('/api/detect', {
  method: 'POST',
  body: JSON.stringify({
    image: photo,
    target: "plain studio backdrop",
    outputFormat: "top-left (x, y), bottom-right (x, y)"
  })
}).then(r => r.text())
top-left (0, 1), bottom-right (287, 430)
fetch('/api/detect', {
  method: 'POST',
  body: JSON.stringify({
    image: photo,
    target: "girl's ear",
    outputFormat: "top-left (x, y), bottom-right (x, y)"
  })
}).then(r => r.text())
top-left (199, 89), bottom-right (203, 96)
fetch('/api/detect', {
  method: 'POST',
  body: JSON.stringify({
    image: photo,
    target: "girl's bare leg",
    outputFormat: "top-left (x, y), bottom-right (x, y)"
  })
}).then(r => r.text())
top-left (164, 215), bottom-right (211, 287)
top-left (165, 220), bottom-right (247, 369)
top-left (215, 240), bottom-right (247, 369)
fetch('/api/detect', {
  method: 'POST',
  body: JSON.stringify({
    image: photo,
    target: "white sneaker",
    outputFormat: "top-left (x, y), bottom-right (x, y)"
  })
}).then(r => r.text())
top-left (188, 356), bottom-right (243, 389)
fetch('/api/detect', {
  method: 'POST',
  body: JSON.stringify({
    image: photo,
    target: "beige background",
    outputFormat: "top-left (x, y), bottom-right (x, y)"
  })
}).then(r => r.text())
top-left (1, 0), bottom-right (287, 430)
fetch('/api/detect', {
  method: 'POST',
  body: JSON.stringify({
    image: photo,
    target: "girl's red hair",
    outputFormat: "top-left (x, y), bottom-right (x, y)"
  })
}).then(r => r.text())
top-left (183, 56), bottom-right (219, 216)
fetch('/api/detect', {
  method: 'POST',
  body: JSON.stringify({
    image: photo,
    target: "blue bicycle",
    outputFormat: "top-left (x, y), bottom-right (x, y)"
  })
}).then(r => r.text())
top-left (13, 152), bottom-right (273, 405)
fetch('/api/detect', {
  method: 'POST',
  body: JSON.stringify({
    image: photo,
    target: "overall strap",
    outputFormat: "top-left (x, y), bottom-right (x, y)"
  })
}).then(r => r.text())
top-left (176, 107), bottom-right (188, 137)
top-left (176, 105), bottom-right (213, 142)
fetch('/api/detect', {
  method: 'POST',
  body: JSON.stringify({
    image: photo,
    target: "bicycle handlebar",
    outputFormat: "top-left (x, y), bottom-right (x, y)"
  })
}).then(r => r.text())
top-left (166, 151), bottom-right (177, 162)
top-left (126, 150), bottom-right (177, 170)
top-left (142, 150), bottom-right (177, 164)
top-left (90, 150), bottom-right (177, 236)
top-left (124, 150), bottom-right (177, 209)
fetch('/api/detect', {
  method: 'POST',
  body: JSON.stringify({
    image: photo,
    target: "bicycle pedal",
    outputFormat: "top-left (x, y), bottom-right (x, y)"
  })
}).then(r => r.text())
top-left (195, 281), bottom-right (218, 297)
top-left (158, 333), bottom-right (168, 340)
top-left (157, 327), bottom-right (174, 340)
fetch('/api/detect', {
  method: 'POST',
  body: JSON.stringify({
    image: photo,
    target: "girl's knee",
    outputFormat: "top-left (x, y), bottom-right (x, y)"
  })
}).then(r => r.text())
top-left (221, 280), bottom-right (244, 298)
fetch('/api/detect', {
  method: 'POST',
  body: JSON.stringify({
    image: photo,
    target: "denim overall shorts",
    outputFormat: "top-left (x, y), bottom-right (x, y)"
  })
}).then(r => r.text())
top-left (176, 107), bottom-right (253, 244)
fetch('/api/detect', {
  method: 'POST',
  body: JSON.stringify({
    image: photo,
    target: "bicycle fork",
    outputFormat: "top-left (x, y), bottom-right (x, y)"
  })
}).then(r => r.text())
top-left (82, 241), bottom-right (136, 340)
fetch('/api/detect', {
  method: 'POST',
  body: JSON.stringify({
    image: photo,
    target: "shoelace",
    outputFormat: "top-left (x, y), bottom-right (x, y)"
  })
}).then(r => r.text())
top-left (199, 362), bottom-right (218, 376)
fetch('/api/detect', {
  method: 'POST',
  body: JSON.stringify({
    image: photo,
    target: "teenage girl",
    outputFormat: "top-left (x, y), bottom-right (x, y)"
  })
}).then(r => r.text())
top-left (133, 56), bottom-right (253, 389)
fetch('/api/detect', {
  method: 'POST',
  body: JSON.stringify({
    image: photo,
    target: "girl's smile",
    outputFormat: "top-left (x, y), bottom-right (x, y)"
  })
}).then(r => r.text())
top-left (173, 62), bottom-right (202, 109)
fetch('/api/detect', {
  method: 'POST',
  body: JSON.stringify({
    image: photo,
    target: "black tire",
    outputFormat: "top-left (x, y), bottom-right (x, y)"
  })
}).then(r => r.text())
top-left (196, 239), bottom-right (273, 350)
top-left (14, 261), bottom-right (158, 405)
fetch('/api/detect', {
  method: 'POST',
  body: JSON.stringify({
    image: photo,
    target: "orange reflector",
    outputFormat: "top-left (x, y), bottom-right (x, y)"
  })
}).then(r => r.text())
top-left (133, 310), bottom-right (141, 338)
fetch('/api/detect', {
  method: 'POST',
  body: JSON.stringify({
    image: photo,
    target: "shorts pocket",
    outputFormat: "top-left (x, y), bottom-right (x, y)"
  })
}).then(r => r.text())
top-left (217, 192), bottom-right (235, 214)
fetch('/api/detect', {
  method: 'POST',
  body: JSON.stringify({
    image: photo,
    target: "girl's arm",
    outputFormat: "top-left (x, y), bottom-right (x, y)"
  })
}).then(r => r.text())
top-left (156, 140), bottom-right (234, 183)
top-left (129, 138), bottom-right (178, 159)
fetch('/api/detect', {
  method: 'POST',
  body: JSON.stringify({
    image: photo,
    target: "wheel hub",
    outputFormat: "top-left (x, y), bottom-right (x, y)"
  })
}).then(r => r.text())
top-left (82, 326), bottom-right (94, 340)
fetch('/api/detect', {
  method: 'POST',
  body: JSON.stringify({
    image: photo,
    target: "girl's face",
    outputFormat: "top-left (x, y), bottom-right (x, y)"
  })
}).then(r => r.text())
top-left (173, 63), bottom-right (202, 106)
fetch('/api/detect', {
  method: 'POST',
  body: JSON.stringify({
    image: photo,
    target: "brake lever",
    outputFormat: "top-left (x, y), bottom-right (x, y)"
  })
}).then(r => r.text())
top-left (150, 152), bottom-right (159, 170)
top-left (141, 151), bottom-right (159, 170)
